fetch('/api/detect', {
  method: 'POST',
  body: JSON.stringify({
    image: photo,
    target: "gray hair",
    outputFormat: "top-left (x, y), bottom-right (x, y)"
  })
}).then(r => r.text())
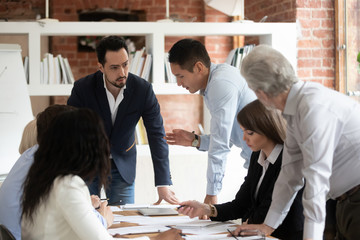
top-left (241, 45), bottom-right (298, 97)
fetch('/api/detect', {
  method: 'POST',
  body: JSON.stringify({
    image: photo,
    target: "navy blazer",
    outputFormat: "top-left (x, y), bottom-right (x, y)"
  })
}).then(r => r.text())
top-left (67, 71), bottom-right (172, 186)
top-left (211, 150), bottom-right (304, 240)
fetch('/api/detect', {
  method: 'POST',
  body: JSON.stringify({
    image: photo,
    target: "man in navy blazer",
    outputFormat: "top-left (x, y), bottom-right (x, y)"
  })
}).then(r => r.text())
top-left (68, 35), bottom-right (179, 205)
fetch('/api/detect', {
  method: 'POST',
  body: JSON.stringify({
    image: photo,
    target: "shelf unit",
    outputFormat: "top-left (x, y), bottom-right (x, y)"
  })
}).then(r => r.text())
top-left (0, 21), bottom-right (297, 96)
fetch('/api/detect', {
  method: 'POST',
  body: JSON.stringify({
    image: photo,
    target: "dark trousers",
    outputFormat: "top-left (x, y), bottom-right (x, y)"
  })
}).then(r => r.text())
top-left (87, 159), bottom-right (135, 205)
top-left (336, 188), bottom-right (360, 240)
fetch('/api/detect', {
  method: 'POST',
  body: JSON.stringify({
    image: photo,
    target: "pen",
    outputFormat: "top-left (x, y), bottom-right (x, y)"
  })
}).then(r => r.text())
top-left (177, 205), bottom-right (186, 210)
top-left (227, 229), bottom-right (239, 240)
top-left (166, 226), bottom-right (186, 237)
top-left (107, 199), bottom-right (123, 206)
top-left (100, 198), bottom-right (109, 201)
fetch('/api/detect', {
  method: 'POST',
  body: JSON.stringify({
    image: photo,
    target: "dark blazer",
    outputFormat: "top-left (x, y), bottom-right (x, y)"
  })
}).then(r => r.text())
top-left (67, 71), bottom-right (172, 185)
top-left (211, 150), bottom-right (304, 240)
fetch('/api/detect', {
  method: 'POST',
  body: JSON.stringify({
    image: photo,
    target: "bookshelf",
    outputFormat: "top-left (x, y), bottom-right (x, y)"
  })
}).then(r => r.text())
top-left (0, 21), bottom-right (297, 96)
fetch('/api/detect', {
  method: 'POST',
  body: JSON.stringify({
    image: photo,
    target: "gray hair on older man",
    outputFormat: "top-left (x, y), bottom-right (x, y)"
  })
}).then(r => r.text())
top-left (241, 45), bottom-right (298, 97)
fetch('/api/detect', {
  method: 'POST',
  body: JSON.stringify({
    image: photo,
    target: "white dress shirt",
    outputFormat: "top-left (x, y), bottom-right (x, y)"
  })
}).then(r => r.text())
top-left (199, 63), bottom-right (256, 195)
top-left (264, 81), bottom-right (360, 239)
top-left (254, 144), bottom-right (282, 199)
top-left (21, 175), bottom-right (149, 240)
top-left (103, 74), bottom-right (126, 125)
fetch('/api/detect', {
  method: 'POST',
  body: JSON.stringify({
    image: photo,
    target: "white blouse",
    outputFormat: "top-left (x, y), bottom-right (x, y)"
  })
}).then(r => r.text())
top-left (22, 175), bottom-right (149, 240)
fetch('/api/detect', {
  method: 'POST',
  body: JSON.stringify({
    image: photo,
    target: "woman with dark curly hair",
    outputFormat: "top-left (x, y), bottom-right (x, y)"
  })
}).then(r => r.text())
top-left (21, 108), bottom-right (182, 240)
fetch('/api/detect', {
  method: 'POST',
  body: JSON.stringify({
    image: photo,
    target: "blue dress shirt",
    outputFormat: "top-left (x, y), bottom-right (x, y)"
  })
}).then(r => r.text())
top-left (199, 63), bottom-right (256, 195)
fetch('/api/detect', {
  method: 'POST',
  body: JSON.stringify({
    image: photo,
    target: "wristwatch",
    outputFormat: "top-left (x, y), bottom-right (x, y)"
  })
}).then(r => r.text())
top-left (191, 133), bottom-right (199, 147)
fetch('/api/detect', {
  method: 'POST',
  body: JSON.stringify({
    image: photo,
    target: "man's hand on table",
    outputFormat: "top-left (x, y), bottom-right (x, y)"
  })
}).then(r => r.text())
top-left (153, 186), bottom-right (180, 205)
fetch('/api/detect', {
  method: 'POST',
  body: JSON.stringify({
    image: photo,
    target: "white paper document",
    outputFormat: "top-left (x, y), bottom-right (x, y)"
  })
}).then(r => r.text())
top-left (176, 221), bottom-right (235, 235)
top-left (121, 204), bottom-right (180, 210)
top-left (110, 206), bottom-right (122, 212)
top-left (108, 225), bottom-right (169, 235)
top-left (185, 235), bottom-right (273, 240)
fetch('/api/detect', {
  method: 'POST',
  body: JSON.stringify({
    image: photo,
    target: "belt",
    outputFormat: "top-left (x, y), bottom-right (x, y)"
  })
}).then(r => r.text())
top-left (336, 184), bottom-right (360, 202)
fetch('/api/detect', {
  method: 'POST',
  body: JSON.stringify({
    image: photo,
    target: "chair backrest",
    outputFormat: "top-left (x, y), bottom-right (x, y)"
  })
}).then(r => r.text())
top-left (0, 224), bottom-right (15, 240)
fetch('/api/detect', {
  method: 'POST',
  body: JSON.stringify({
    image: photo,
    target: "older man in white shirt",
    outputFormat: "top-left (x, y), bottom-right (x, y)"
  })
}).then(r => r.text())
top-left (233, 45), bottom-right (360, 240)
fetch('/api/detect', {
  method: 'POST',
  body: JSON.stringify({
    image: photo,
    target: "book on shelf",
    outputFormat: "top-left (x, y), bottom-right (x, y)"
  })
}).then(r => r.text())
top-left (226, 44), bottom-right (255, 71)
top-left (128, 47), bottom-right (152, 82)
top-left (164, 52), bottom-right (176, 84)
top-left (140, 53), bottom-right (152, 81)
top-left (39, 53), bottom-right (75, 85)
top-left (23, 56), bottom-right (29, 84)
top-left (135, 117), bottom-right (148, 145)
top-left (135, 54), bottom-right (145, 77)
top-left (129, 47), bottom-right (145, 76)
top-left (42, 57), bottom-right (48, 85)
top-left (56, 54), bottom-right (68, 84)
top-left (62, 57), bottom-right (75, 84)
top-left (40, 60), bottom-right (43, 84)
top-left (54, 55), bottom-right (61, 84)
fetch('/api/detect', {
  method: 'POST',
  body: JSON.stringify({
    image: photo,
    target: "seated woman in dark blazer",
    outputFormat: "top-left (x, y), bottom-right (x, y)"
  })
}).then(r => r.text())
top-left (178, 100), bottom-right (304, 240)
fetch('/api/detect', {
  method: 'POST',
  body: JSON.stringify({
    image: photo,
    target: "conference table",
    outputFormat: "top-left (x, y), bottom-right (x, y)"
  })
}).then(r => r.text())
top-left (108, 207), bottom-right (272, 239)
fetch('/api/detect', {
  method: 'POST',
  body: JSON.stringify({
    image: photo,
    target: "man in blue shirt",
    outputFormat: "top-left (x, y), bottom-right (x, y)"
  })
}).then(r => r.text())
top-left (0, 105), bottom-right (108, 239)
top-left (165, 39), bottom-right (256, 208)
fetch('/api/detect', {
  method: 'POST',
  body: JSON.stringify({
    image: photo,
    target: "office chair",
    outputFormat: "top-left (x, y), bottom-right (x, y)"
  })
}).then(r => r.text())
top-left (0, 224), bottom-right (15, 240)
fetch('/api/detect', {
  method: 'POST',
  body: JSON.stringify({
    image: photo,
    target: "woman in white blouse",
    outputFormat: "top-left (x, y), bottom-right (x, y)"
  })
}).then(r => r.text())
top-left (21, 108), bottom-right (183, 240)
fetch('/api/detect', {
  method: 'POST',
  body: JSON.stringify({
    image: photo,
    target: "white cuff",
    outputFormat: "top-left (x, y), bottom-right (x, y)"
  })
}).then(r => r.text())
top-left (303, 219), bottom-right (325, 240)
top-left (264, 208), bottom-right (286, 229)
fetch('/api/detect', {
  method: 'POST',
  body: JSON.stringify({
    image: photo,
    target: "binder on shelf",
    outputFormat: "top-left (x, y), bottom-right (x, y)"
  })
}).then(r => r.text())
top-left (164, 52), bottom-right (176, 84)
top-left (23, 56), bottom-right (29, 84)
top-left (42, 57), bottom-right (48, 84)
top-left (130, 47), bottom-right (145, 76)
top-left (135, 54), bottom-right (145, 77)
top-left (39, 53), bottom-right (74, 84)
top-left (135, 117), bottom-right (148, 145)
top-left (62, 57), bottom-right (75, 84)
top-left (46, 53), bottom-right (56, 84)
top-left (54, 56), bottom-right (61, 84)
top-left (57, 54), bottom-right (68, 84)
top-left (141, 53), bottom-right (152, 81)
top-left (226, 44), bottom-right (255, 71)
top-left (40, 60), bottom-right (44, 84)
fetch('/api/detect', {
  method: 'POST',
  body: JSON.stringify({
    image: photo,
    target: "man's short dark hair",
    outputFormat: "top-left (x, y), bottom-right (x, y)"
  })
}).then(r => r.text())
top-left (96, 35), bottom-right (129, 66)
top-left (168, 38), bottom-right (211, 72)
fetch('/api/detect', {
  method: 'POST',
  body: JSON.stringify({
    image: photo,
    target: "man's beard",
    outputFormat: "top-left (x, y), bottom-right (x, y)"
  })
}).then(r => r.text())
top-left (106, 76), bottom-right (126, 89)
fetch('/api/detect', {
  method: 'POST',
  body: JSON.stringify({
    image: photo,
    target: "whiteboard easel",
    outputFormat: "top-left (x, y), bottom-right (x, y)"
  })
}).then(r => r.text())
top-left (0, 44), bottom-right (33, 175)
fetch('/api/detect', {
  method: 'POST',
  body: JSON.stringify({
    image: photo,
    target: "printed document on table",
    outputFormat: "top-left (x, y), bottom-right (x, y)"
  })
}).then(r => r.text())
top-left (108, 225), bottom-right (169, 235)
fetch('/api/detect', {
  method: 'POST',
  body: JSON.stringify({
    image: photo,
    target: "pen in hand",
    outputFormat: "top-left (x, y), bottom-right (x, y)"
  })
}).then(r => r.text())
top-left (166, 226), bottom-right (186, 237)
top-left (177, 205), bottom-right (186, 210)
top-left (227, 229), bottom-right (239, 240)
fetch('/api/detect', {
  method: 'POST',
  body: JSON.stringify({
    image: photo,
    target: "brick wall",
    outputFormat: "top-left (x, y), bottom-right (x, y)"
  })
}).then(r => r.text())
top-left (50, 0), bottom-right (232, 132)
top-left (0, 0), bottom-right (231, 132)
top-left (1, 0), bottom-right (337, 114)
top-left (0, 0), bottom-right (44, 20)
top-left (245, 0), bottom-right (335, 89)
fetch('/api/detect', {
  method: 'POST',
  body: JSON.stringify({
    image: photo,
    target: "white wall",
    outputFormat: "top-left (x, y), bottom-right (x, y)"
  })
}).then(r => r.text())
top-left (134, 145), bottom-right (247, 204)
